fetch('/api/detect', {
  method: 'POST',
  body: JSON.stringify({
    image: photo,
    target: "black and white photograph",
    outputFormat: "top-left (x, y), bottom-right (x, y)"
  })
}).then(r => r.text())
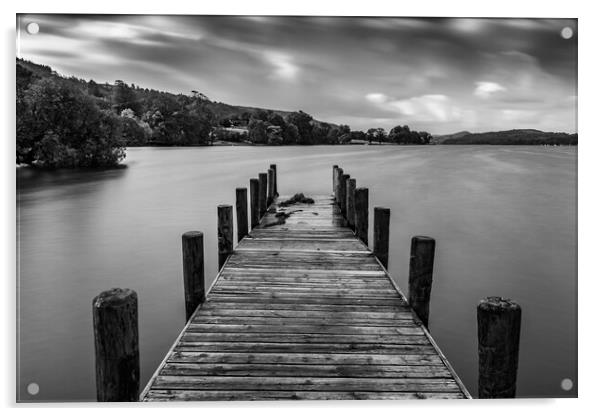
top-left (14, 10), bottom-right (578, 403)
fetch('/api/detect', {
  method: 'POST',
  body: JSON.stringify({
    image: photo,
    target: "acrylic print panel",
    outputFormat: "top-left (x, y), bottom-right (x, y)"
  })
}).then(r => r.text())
top-left (16, 14), bottom-right (577, 402)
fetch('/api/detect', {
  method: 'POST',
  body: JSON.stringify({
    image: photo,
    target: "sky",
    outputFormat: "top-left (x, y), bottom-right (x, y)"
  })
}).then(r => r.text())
top-left (17, 15), bottom-right (577, 134)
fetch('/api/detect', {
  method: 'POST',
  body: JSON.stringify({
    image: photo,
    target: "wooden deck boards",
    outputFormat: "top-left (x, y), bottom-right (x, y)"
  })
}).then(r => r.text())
top-left (141, 195), bottom-right (470, 401)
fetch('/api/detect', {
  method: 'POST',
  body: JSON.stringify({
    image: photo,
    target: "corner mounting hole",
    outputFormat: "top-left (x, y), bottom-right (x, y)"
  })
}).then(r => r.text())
top-left (561, 378), bottom-right (573, 391)
top-left (26, 22), bottom-right (40, 35)
top-left (561, 27), bottom-right (573, 39)
top-left (27, 382), bottom-right (40, 395)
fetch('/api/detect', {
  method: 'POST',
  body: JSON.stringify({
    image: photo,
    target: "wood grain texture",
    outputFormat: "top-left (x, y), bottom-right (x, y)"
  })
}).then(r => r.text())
top-left (141, 193), bottom-right (469, 401)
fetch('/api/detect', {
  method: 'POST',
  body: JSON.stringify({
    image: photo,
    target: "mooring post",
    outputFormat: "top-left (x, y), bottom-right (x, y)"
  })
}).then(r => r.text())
top-left (408, 236), bottom-right (435, 328)
top-left (477, 297), bottom-right (522, 399)
top-left (217, 204), bottom-right (233, 270)
top-left (340, 174), bottom-right (350, 219)
top-left (334, 167), bottom-right (343, 204)
top-left (373, 207), bottom-right (390, 269)
top-left (92, 288), bottom-right (139, 402)
top-left (181, 231), bottom-right (205, 321)
top-left (346, 178), bottom-right (356, 231)
top-left (235, 188), bottom-right (248, 242)
top-left (268, 168), bottom-right (275, 206)
top-left (337, 169), bottom-right (347, 209)
top-left (250, 178), bottom-right (259, 229)
top-left (332, 165), bottom-right (339, 195)
top-left (270, 164), bottom-right (278, 196)
top-left (354, 187), bottom-right (369, 245)
top-left (258, 173), bottom-right (268, 217)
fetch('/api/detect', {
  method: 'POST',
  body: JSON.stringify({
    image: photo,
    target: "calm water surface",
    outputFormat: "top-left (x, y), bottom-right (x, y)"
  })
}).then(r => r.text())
top-left (17, 145), bottom-right (577, 401)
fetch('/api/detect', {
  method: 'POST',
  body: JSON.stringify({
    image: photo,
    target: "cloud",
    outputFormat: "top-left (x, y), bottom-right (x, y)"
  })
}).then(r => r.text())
top-left (263, 52), bottom-right (299, 81)
top-left (365, 93), bottom-right (464, 123)
top-left (365, 93), bottom-right (388, 104)
top-left (474, 81), bottom-right (507, 98)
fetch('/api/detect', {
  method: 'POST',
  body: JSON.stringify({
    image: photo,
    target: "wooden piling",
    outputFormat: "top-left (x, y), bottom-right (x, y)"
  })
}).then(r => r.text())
top-left (182, 231), bottom-right (205, 321)
top-left (235, 188), bottom-right (248, 243)
top-left (258, 173), bottom-right (268, 217)
top-left (268, 168), bottom-right (275, 205)
top-left (477, 297), bottom-right (522, 399)
top-left (218, 205), bottom-right (233, 270)
top-left (346, 178), bottom-right (356, 231)
top-left (373, 207), bottom-right (390, 269)
top-left (332, 165), bottom-right (339, 194)
top-left (93, 288), bottom-right (139, 402)
top-left (270, 164), bottom-right (278, 196)
top-left (408, 236), bottom-right (435, 329)
top-left (354, 187), bottom-right (369, 245)
top-left (340, 174), bottom-right (350, 219)
top-left (334, 168), bottom-right (342, 204)
top-left (249, 178), bottom-right (259, 229)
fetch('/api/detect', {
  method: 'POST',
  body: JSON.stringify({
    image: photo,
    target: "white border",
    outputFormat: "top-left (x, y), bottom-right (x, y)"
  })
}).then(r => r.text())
top-left (3, 1), bottom-right (599, 415)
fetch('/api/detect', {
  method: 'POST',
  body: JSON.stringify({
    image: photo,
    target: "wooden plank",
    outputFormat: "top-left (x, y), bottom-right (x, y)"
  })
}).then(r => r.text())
top-left (186, 323), bottom-right (424, 336)
top-left (179, 332), bottom-right (430, 344)
top-left (174, 343), bottom-right (439, 354)
top-left (144, 390), bottom-right (466, 401)
top-left (160, 363), bottom-right (453, 378)
top-left (150, 376), bottom-right (462, 392)
top-left (167, 351), bottom-right (445, 365)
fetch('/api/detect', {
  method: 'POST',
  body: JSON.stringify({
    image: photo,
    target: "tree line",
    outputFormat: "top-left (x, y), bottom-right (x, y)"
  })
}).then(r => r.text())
top-left (16, 59), bottom-right (432, 168)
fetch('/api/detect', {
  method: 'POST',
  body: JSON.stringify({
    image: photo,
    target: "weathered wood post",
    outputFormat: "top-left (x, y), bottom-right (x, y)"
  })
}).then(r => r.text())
top-left (93, 288), bottom-right (139, 402)
top-left (477, 297), bottom-right (522, 399)
top-left (270, 164), bottom-right (278, 196)
top-left (250, 178), bottom-right (259, 229)
top-left (340, 174), bottom-right (350, 219)
top-left (258, 173), bottom-right (268, 217)
top-left (267, 168), bottom-right (275, 206)
top-left (334, 167), bottom-right (342, 204)
top-left (235, 188), bottom-right (248, 243)
top-left (354, 187), bottom-right (369, 245)
top-left (182, 231), bottom-right (205, 321)
top-left (346, 178), bottom-right (356, 231)
top-left (373, 207), bottom-right (390, 269)
top-left (332, 165), bottom-right (339, 194)
top-left (408, 236), bottom-right (435, 329)
top-left (217, 204), bottom-right (233, 270)
top-left (337, 170), bottom-right (347, 209)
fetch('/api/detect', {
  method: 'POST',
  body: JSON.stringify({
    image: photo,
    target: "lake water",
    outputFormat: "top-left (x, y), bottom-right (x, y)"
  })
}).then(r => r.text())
top-left (16, 145), bottom-right (577, 401)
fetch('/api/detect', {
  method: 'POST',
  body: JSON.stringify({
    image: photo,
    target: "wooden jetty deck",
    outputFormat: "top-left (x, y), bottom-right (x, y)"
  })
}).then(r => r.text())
top-left (140, 192), bottom-right (471, 401)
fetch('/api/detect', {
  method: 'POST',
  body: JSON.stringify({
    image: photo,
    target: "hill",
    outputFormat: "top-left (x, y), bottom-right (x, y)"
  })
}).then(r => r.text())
top-left (437, 129), bottom-right (577, 145)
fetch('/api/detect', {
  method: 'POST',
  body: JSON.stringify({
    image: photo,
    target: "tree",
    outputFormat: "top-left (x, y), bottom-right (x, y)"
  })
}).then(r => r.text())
top-left (112, 80), bottom-right (140, 115)
top-left (248, 119), bottom-right (268, 144)
top-left (18, 77), bottom-right (125, 167)
top-left (282, 123), bottom-right (300, 144)
top-left (285, 111), bottom-right (314, 144)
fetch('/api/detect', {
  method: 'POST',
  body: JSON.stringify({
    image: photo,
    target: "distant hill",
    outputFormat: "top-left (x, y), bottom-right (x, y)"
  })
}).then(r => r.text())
top-left (436, 129), bottom-right (577, 145)
top-left (431, 131), bottom-right (471, 144)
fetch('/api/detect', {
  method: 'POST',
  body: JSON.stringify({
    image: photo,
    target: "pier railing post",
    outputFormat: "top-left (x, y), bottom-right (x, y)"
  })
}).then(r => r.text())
top-left (258, 173), bottom-right (268, 217)
top-left (235, 188), bottom-right (248, 242)
top-left (268, 168), bottom-right (275, 206)
top-left (340, 174), bottom-right (350, 219)
top-left (346, 178), bottom-right (356, 231)
top-left (354, 187), bottom-right (369, 245)
top-left (408, 236), bottom-right (435, 328)
top-left (373, 207), bottom-right (390, 269)
top-left (334, 167), bottom-right (342, 205)
top-left (93, 288), bottom-right (140, 402)
top-left (218, 204), bottom-right (233, 269)
top-left (477, 297), bottom-right (522, 399)
top-left (270, 164), bottom-right (278, 196)
top-left (182, 231), bottom-right (205, 321)
top-left (332, 165), bottom-right (339, 195)
top-left (250, 178), bottom-right (259, 229)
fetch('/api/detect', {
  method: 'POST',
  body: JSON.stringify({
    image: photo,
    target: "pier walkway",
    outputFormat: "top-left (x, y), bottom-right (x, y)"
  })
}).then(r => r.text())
top-left (140, 193), bottom-right (470, 401)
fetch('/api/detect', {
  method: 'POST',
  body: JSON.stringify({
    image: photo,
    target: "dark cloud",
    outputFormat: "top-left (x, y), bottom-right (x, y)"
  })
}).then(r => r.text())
top-left (18, 14), bottom-right (577, 133)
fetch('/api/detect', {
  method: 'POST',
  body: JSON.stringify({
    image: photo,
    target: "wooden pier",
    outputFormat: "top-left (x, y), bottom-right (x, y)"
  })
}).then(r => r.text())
top-left (135, 168), bottom-right (471, 401)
